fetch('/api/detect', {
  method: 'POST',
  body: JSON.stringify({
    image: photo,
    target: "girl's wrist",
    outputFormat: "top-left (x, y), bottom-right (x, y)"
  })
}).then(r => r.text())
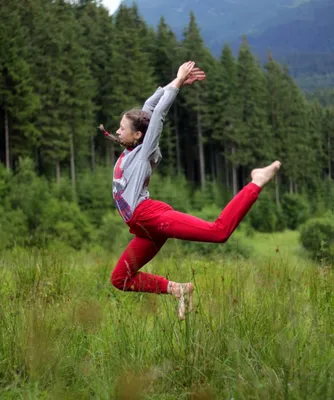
top-left (173, 77), bottom-right (184, 89)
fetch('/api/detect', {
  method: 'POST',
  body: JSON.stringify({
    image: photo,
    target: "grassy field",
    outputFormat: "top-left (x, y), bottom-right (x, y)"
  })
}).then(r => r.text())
top-left (0, 231), bottom-right (333, 399)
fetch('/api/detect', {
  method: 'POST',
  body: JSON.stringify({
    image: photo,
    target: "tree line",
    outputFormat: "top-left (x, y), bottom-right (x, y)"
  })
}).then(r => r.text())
top-left (1, 0), bottom-right (334, 203)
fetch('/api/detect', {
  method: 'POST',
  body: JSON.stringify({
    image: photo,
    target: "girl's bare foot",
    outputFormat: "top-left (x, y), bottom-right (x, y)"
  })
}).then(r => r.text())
top-left (168, 282), bottom-right (194, 320)
top-left (251, 161), bottom-right (281, 188)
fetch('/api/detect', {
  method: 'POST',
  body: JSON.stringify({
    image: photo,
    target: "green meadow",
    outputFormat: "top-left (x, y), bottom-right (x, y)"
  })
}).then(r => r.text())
top-left (1, 231), bottom-right (333, 400)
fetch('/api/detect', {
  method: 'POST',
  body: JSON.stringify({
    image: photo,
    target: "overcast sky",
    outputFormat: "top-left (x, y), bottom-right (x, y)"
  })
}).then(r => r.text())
top-left (102, 0), bottom-right (122, 15)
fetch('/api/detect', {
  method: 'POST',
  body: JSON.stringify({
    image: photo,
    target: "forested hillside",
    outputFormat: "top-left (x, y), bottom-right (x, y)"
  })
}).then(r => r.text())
top-left (1, 1), bottom-right (333, 187)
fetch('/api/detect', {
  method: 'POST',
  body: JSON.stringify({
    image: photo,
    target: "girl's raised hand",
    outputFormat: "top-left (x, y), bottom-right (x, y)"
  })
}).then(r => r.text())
top-left (183, 67), bottom-right (206, 85)
top-left (176, 61), bottom-right (195, 82)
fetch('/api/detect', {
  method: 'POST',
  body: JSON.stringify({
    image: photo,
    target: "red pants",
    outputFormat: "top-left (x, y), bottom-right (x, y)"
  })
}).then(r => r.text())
top-left (111, 182), bottom-right (261, 294)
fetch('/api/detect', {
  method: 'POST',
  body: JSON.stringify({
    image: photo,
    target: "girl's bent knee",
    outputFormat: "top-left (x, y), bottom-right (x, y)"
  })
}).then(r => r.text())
top-left (215, 232), bottom-right (229, 243)
top-left (210, 225), bottom-right (230, 243)
top-left (110, 270), bottom-right (126, 291)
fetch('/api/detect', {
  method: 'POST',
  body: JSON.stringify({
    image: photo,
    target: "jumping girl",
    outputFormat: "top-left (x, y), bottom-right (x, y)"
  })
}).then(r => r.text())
top-left (101, 61), bottom-right (281, 320)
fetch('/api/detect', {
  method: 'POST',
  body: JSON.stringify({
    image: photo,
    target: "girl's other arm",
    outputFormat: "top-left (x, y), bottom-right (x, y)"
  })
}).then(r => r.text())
top-left (140, 62), bottom-right (196, 159)
top-left (142, 87), bottom-right (165, 117)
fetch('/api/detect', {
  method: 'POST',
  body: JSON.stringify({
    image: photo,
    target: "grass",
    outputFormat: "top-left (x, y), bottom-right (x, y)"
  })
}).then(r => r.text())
top-left (0, 231), bottom-right (333, 399)
top-left (244, 230), bottom-right (310, 264)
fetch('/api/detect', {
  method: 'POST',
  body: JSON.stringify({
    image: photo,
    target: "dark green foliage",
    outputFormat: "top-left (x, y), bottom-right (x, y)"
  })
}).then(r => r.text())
top-left (300, 214), bottom-right (334, 262)
top-left (7, 158), bottom-right (51, 232)
top-left (191, 181), bottom-right (228, 210)
top-left (181, 12), bottom-right (214, 186)
top-left (0, 0), bottom-right (39, 166)
top-left (0, 163), bottom-right (11, 201)
top-left (249, 192), bottom-right (278, 233)
top-left (95, 211), bottom-right (131, 252)
top-left (307, 89), bottom-right (334, 107)
top-left (265, 55), bottom-right (290, 168)
top-left (110, 4), bottom-right (156, 127)
top-left (190, 204), bottom-right (222, 222)
top-left (149, 173), bottom-right (192, 212)
top-left (51, 177), bottom-right (75, 203)
top-left (236, 38), bottom-right (271, 166)
top-left (35, 199), bottom-right (93, 250)
top-left (1, 1), bottom-right (333, 196)
top-left (152, 17), bottom-right (181, 174)
top-left (0, 206), bottom-right (29, 249)
top-left (322, 177), bottom-right (334, 214)
top-left (281, 193), bottom-right (310, 230)
top-left (76, 167), bottom-right (114, 226)
top-left (275, 206), bottom-right (287, 232)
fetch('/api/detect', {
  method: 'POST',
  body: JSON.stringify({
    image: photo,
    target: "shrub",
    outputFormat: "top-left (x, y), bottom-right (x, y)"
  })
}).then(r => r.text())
top-left (95, 211), bottom-right (131, 252)
top-left (0, 206), bottom-right (29, 249)
top-left (76, 167), bottom-right (114, 225)
top-left (192, 188), bottom-right (214, 211)
top-left (8, 157), bottom-right (51, 231)
top-left (149, 174), bottom-right (192, 212)
top-left (0, 163), bottom-right (11, 201)
top-left (281, 193), bottom-right (309, 230)
top-left (191, 204), bottom-right (222, 221)
top-left (300, 214), bottom-right (334, 262)
top-left (249, 192), bottom-right (277, 232)
top-left (191, 181), bottom-right (230, 211)
top-left (35, 199), bottom-right (93, 249)
top-left (50, 176), bottom-right (74, 203)
top-left (275, 205), bottom-right (287, 232)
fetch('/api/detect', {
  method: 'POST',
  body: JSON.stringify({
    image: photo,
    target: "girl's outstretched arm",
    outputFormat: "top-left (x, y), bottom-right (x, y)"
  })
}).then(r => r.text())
top-left (140, 62), bottom-right (196, 160)
top-left (142, 87), bottom-right (165, 117)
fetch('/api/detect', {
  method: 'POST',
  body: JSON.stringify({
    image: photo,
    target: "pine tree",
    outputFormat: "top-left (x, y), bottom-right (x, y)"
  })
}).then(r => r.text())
top-left (108, 5), bottom-right (156, 167)
top-left (75, 1), bottom-right (114, 170)
top-left (57, 0), bottom-right (96, 195)
top-left (153, 17), bottom-right (182, 174)
top-left (281, 67), bottom-right (309, 193)
top-left (306, 101), bottom-right (325, 184)
top-left (0, 0), bottom-right (39, 170)
top-left (323, 106), bottom-right (334, 179)
top-left (111, 4), bottom-right (156, 111)
top-left (265, 53), bottom-right (292, 202)
top-left (23, 0), bottom-right (71, 179)
top-left (182, 12), bottom-right (212, 187)
top-left (236, 37), bottom-right (271, 174)
top-left (210, 44), bottom-right (241, 193)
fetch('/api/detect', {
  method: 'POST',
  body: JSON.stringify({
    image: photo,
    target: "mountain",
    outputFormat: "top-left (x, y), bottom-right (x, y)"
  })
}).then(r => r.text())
top-left (122, 0), bottom-right (334, 89)
top-left (244, 0), bottom-right (334, 56)
top-left (242, 0), bottom-right (334, 89)
top-left (122, 1), bottom-right (329, 52)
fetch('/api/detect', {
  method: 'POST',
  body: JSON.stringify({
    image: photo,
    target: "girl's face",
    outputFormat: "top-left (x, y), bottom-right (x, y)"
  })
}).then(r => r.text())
top-left (116, 116), bottom-right (142, 148)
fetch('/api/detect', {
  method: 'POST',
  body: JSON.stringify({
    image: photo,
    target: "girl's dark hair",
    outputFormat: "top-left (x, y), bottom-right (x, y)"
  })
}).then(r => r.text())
top-left (122, 109), bottom-right (150, 144)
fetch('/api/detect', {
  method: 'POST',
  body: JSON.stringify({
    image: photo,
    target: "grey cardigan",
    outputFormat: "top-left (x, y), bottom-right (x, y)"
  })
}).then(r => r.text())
top-left (112, 86), bottom-right (179, 222)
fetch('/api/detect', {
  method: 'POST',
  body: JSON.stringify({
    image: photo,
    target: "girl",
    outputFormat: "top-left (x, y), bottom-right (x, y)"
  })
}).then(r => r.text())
top-left (101, 61), bottom-right (281, 320)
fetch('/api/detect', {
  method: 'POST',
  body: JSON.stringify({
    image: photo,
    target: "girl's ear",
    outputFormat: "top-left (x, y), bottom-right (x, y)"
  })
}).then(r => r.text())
top-left (134, 131), bottom-right (143, 140)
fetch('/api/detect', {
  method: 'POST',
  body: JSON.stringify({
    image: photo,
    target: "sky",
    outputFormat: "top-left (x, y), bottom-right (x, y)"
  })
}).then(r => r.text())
top-left (102, 0), bottom-right (122, 15)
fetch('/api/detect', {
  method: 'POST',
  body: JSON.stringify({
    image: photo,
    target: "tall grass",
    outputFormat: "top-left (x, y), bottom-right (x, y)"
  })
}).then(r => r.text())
top-left (0, 233), bottom-right (333, 399)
